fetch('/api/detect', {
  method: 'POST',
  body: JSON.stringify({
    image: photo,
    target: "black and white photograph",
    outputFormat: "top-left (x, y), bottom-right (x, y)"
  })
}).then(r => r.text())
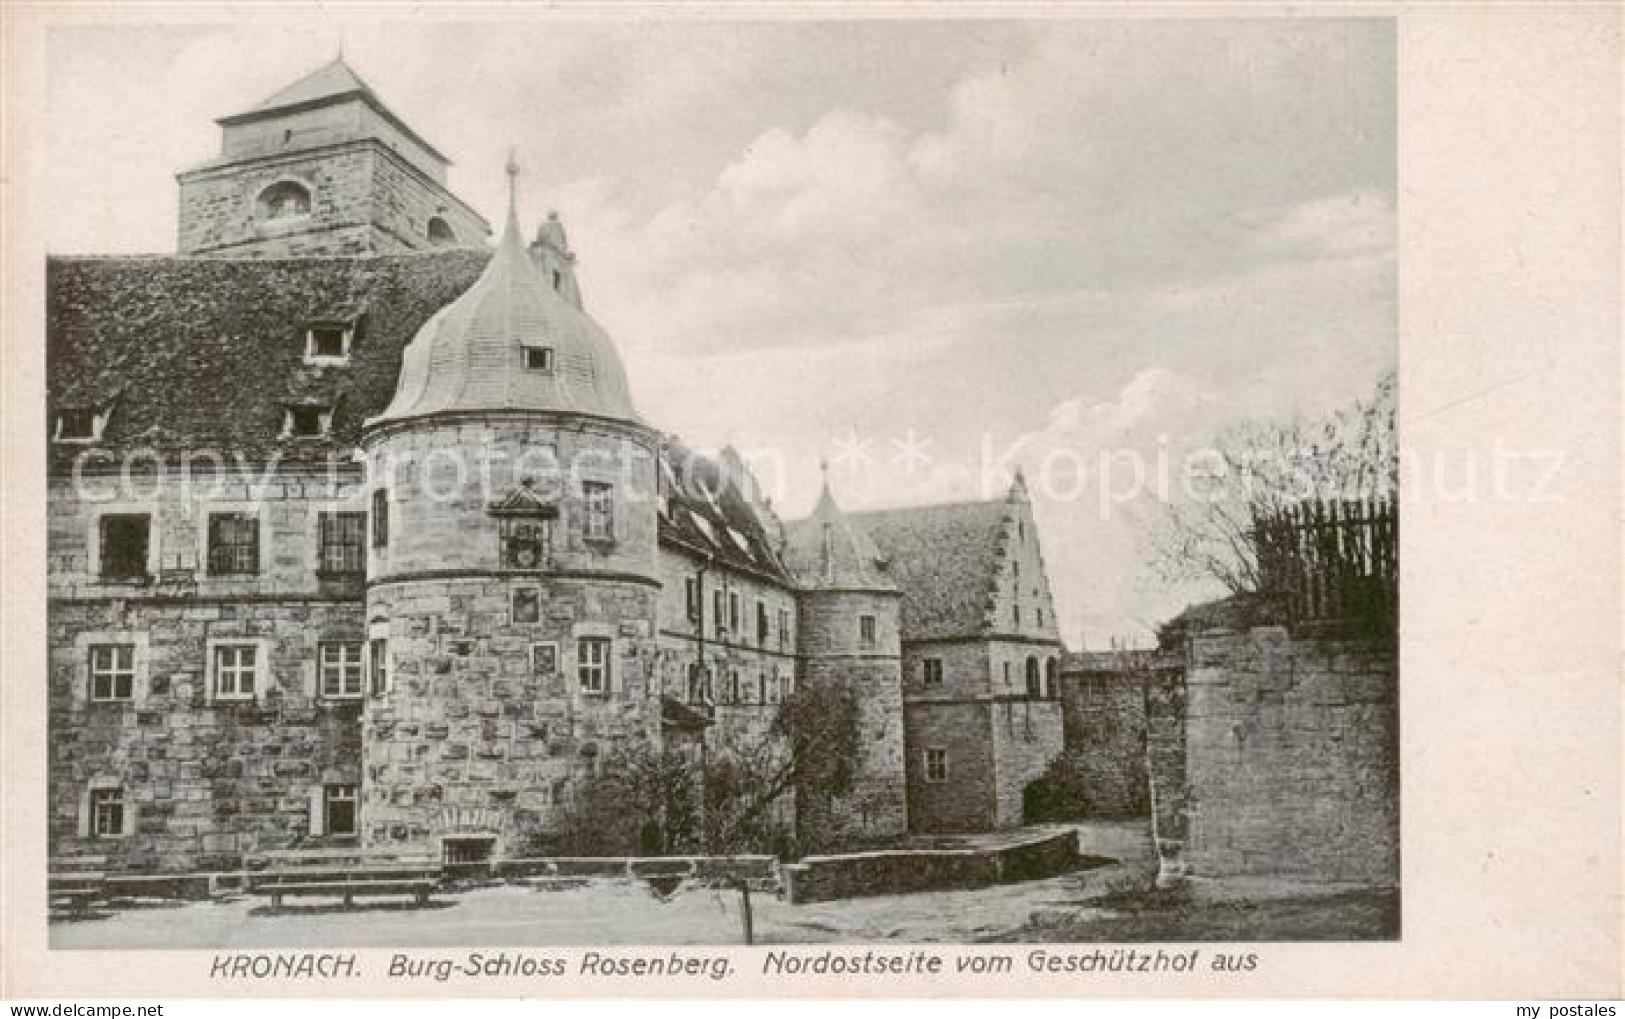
top-left (2, 2), bottom-right (1619, 1005)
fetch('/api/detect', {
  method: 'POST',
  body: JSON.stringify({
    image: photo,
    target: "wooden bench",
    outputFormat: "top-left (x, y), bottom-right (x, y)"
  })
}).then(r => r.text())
top-left (245, 849), bottom-right (442, 911)
top-left (49, 855), bottom-right (108, 915)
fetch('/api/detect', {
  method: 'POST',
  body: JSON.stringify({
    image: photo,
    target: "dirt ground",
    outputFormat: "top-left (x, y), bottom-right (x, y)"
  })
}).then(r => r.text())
top-left (48, 822), bottom-right (1397, 948)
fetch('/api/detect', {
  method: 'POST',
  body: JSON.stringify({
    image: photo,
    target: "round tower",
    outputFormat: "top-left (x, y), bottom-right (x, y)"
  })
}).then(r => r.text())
top-left (358, 161), bottom-right (660, 862)
top-left (782, 473), bottom-right (909, 847)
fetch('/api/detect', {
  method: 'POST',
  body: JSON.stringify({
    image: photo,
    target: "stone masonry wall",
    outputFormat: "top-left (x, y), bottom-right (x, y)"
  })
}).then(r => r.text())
top-left (903, 701), bottom-right (994, 833)
top-left (1151, 624), bottom-right (1399, 886)
top-left (795, 590), bottom-right (908, 848)
top-left (48, 599), bottom-right (364, 873)
top-left (989, 697), bottom-right (1065, 828)
top-left (1057, 654), bottom-right (1164, 819)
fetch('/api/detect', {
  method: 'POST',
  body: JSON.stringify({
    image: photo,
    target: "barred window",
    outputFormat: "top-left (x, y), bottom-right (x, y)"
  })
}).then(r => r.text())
top-left (318, 512), bottom-right (366, 575)
top-left (583, 482), bottom-right (614, 540)
top-left (213, 644), bottom-right (258, 700)
top-left (207, 513), bottom-right (259, 576)
top-left (578, 637), bottom-right (611, 694)
top-left (89, 644), bottom-right (135, 702)
top-left (319, 641), bottom-right (364, 699)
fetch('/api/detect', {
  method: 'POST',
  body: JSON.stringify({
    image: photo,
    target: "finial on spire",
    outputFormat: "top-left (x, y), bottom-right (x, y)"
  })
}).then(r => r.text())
top-left (819, 456), bottom-right (831, 489)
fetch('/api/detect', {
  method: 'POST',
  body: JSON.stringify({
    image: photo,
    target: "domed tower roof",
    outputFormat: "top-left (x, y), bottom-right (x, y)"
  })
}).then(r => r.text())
top-left (368, 159), bottom-right (638, 428)
top-left (783, 469), bottom-right (899, 593)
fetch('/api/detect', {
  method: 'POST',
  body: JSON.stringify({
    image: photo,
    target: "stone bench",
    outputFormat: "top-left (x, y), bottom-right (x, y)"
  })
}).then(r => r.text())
top-left (49, 855), bottom-right (109, 915)
top-left (245, 850), bottom-right (442, 911)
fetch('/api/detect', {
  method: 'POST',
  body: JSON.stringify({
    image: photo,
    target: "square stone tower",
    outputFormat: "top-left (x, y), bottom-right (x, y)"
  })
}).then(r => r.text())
top-left (175, 57), bottom-right (490, 258)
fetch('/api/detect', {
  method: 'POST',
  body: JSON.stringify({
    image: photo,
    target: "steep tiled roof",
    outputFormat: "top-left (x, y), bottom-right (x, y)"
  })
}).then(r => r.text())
top-left (658, 440), bottom-right (794, 588)
top-left (371, 202), bottom-right (638, 427)
top-left (781, 485), bottom-right (898, 592)
top-left (46, 251), bottom-right (489, 469)
top-left (846, 499), bottom-right (1011, 639)
top-left (238, 58), bottom-right (377, 117)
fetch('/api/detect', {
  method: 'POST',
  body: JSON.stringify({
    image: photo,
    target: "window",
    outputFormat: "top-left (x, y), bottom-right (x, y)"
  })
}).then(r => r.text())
top-left (56, 408), bottom-right (98, 441)
top-left (523, 346), bottom-right (555, 372)
top-left (757, 601), bottom-right (769, 645)
top-left (779, 608), bottom-right (790, 651)
top-left (924, 748), bottom-right (948, 784)
top-left (858, 614), bottom-right (877, 650)
top-left (1037, 608), bottom-right (1045, 627)
top-left (1013, 604), bottom-right (1021, 627)
top-left (531, 642), bottom-right (558, 678)
top-left (757, 672), bottom-right (766, 704)
top-left (500, 517), bottom-right (553, 568)
top-left (1045, 658), bottom-right (1059, 700)
top-left (686, 662), bottom-right (706, 704)
top-left (257, 180), bottom-right (311, 221)
top-left (319, 641), bottom-right (364, 699)
top-left (318, 512), bottom-right (366, 575)
top-left (728, 593), bottom-right (740, 633)
top-left (207, 513), bottom-right (260, 576)
top-left (1003, 661), bottom-right (1012, 688)
top-left (304, 323), bottom-right (350, 363)
top-left (583, 482), bottom-right (613, 540)
top-left (284, 405), bottom-right (330, 438)
top-left (512, 586), bottom-right (540, 624)
top-left (97, 513), bottom-right (150, 581)
top-left (577, 637), bottom-right (611, 694)
top-left (1025, 656), bottom-right (1042, 699)
top-left (371, 489), bottom-right (389, 549)
top-left (213, 644), bottom-right (258, 701)
top-left (922, 657), bottom-right (943, 688)
top-left (427, 216), bottom-right (457, 246)
top-left (89, 644), bottom-right (135, 702)
top-left (685, 577), bottom-right (700, 623)
top-left (713, 591), bottom-right (726, 636)
top-left (324, 784), bottom-right (357, 836)
top-left (368, 638), bottom-right (389, 696)
top-left (92, 788), bottom-right (125, 837)
top-left (728, 670), bottom-right (741, 704)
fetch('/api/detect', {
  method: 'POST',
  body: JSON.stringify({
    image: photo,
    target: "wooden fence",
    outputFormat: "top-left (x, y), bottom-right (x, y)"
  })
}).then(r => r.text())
top-left (1252, 497), bottom-right (1397, 628)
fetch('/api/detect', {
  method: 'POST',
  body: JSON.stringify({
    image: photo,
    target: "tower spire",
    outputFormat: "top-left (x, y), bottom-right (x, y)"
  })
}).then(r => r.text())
top-left (504, 147), bottom-right (521, 232)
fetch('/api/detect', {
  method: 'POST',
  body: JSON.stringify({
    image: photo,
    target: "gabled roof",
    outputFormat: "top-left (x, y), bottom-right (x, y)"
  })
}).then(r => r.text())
top-left (781, 483), bottom-right (898, 593)
top-left (846, 499), bottom-right (1012, 640)
top-left (47, 250), bottom-right (489, 469)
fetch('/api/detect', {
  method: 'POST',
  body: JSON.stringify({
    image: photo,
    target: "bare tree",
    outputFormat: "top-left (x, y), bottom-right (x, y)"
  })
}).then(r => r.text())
top-left (1148, 370), bottom-right (1396, 595)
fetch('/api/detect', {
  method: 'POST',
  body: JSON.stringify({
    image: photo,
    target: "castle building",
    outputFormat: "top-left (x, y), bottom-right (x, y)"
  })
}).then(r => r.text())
top-left (45, 59), bottom-right (1068, 872)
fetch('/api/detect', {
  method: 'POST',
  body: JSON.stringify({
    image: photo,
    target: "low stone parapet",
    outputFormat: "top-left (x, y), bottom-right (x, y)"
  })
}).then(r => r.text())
top-left (781, 828), bottom-right (1079, 904)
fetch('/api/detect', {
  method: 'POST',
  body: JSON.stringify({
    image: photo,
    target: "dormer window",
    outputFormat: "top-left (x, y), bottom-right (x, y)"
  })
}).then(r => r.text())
top-left (54, 407), bottom-right (103, 443)
top-left (523, 346), bottom-right (555, 372)
top-left (303, 322), bottom-right (353, 365)
top-left (283, 404), bottom-right (332, 439)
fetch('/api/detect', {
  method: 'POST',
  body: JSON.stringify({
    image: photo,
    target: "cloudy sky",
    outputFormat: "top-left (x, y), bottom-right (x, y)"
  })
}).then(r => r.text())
top-left (44, 17), bottom-right (1396, 647)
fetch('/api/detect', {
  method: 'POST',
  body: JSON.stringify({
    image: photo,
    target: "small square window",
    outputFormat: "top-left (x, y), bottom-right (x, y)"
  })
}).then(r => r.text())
top-left (92, 788), bottom-right (125, 837)
top-left (922, 658), bottom-right (943, 687)
top-left (319, 641), bottom-right (364, 699)
top-left (578, 637), bottom-right (611, 694)
top-left (304, 323), bottom-right (352, 363)
top-left (89, 644), bottom-right (136, 701)
top-left (285, 406), bottom-right (329, 438)
top-left (523, 347), bottom-right (555, 372)
top-left (924, 748), bottom-right (948, 784)
top-left (56, 409), bottom-right (97, 441)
